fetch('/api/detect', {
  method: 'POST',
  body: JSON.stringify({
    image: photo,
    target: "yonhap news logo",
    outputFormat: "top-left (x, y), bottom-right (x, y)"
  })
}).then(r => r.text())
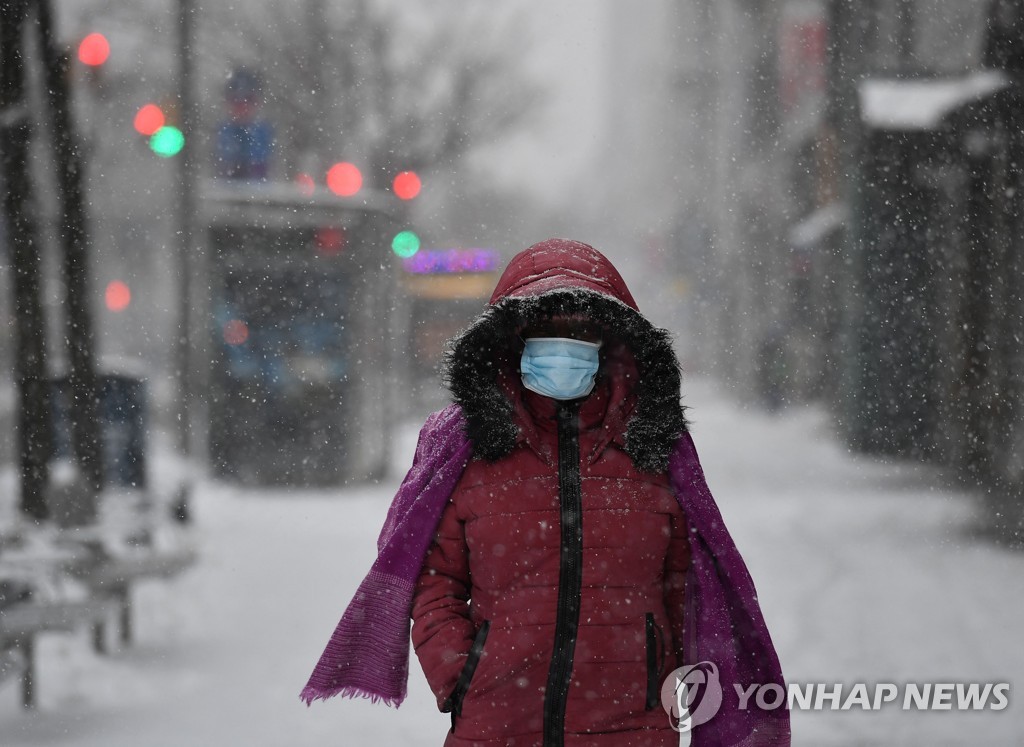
top-left (661, 662), bottom-right (724, 733)
top-left (661, 662), bottom-right (1011, 731)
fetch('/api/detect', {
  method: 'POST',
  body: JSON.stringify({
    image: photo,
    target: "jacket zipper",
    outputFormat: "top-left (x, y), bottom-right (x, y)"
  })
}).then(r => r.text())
top-left (443, 620), bottom-right (490, 733)
top-left (543, 400), bottom-right (583, 747)
top-left (645, 612), bottom-right (665, 710)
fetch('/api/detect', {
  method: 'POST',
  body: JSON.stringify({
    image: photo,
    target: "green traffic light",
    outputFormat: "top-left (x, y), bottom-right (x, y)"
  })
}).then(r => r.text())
top-left (149, 125), bottom-right (184, 157)
top-left (391, 230), bottom-right (421, 258)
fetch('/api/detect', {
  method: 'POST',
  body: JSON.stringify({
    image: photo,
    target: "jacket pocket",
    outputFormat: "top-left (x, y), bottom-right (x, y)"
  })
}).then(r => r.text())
top-left (645, 613), bottom-right (666, 710)
top-left (442, 620), bottom-right (491, 732)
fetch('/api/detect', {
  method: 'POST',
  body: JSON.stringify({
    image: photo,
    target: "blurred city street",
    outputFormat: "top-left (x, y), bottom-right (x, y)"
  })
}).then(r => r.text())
top-left (1, 378), bottom-right (1021, 747)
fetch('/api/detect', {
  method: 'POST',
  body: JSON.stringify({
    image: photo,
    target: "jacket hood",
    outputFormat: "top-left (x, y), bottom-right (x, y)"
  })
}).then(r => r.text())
top-left (443, 238), bottom-right (687, 473)
top-left (488, 238), bottom-right (640, 310)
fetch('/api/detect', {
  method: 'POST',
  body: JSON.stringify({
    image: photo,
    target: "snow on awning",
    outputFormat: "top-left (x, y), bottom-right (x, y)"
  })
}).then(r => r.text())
top-left (859, 71), bottom-right (1011, 131)
top-left (789, 202), bottom-right (849, 249)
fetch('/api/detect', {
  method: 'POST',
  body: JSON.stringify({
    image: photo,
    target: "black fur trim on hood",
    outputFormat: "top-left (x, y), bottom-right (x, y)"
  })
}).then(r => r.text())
top-left (442, 288), bottom-right (688, 474)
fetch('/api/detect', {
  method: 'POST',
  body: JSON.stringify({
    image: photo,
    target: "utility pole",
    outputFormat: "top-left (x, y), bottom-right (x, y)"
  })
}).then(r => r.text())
top-left (176, 0), bottom-right (197, 458)
top-left (1, 0), bottom-right (52, 520)
top-left (826, 0), bottom-right (873, 450)
top-left (305, 0), bottom-right (331, 169)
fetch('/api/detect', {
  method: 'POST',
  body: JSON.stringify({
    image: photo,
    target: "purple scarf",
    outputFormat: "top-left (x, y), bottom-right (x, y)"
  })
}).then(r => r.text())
top-left (301, 404), bottom-right (791, 746)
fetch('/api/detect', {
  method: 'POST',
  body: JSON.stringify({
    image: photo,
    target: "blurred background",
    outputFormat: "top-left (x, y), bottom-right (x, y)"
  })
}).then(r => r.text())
top-left (0, 0), bottom-right (1022, 745)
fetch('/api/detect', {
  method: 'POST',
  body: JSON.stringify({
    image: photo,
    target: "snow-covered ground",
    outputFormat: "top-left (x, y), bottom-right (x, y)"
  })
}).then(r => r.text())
top-left (2, 378), bottom-right (1022, 746)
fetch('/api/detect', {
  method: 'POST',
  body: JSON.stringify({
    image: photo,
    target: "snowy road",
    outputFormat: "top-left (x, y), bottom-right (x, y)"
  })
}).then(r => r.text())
top-left (3, 378), bottom-right (1022, 746)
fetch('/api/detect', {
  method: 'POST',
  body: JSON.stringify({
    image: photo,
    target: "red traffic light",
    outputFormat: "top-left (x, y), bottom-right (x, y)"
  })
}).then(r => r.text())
top-left (78, 33), bottom-right (110, 67)
top-left (105, 280), bottom-right (131, 312)
top-left (393, 171), bottom-right (421, 200)
top-left (133, 104), bottom-right (165, 136)
top-left (326, 162), bottom-right (362, 197)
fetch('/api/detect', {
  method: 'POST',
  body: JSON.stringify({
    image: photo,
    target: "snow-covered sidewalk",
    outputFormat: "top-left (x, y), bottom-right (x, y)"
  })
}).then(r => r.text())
top-left (3, 378), bottom-right (1022, 746)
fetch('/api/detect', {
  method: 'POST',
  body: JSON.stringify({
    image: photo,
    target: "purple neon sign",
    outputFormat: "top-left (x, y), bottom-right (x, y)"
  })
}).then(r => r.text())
top-left (402, 248), bottom-right (500, 274)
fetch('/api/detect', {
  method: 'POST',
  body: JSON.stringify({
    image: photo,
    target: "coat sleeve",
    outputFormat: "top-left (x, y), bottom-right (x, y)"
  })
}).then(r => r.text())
top-left (663, 505), bottom-right (692, 670)
top-left (410, 495), bottom-right (476, 711)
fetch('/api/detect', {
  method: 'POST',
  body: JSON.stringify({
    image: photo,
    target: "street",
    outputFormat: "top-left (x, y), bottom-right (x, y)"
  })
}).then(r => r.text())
top-left (2, 378), bottom-right (1022, 746)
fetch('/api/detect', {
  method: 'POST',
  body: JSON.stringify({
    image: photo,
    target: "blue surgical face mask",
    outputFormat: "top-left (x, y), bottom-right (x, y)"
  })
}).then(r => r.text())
top-left (520, 337), bottom-right (602, 401)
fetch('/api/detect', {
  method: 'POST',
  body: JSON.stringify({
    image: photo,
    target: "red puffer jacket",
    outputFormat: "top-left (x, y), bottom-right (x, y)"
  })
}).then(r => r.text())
top-left (412, 239), bottom-right (691, 747)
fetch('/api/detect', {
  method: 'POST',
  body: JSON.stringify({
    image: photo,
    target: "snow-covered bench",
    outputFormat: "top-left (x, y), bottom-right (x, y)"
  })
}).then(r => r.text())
top-left (0, 529), bottom-right (195, 709)
top-left (0, 597), bottom-right (121, 709)
top-left (68, 547), bottom-right (197, 651)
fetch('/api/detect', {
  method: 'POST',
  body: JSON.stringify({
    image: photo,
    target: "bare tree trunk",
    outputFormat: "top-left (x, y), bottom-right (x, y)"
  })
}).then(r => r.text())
top-left (0, 0), bottom-right (52, 520)
top-left (36, 0), bottom-right (104, 494)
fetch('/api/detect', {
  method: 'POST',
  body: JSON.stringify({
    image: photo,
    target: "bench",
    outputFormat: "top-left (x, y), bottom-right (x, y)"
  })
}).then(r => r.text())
top-left (68, 548), bottom-right (197, 651)
top-left (0, 479), bottom-right (196, 710)
top-left (0, 545), bottom-right (195, 709)
top-left (0, 597), bottom-right (121, 709)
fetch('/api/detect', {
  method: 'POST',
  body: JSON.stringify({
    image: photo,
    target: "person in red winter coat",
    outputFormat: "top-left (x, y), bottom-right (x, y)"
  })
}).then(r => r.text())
top-left (412, 238), bottom-right (693, 746)
top-left (301, 236), bottom-right (788, 746)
